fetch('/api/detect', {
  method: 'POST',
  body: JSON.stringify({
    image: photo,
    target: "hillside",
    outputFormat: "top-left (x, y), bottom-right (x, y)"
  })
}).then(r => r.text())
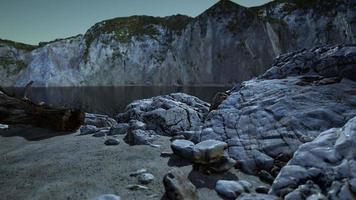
top-left (0, 0), bottom-right (355, 86)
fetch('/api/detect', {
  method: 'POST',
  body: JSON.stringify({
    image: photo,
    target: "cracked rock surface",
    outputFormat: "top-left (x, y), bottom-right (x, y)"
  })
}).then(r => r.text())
top-left (117, 93), bottom-right (210, 137)
top-left (199, 45), bottom-right (356, 174)
top-left (270, 116), bottom-right (356, 199)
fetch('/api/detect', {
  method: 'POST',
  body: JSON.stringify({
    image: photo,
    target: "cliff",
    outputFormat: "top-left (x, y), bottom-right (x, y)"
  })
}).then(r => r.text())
top-left (0, 0), bottom-right (355, 86)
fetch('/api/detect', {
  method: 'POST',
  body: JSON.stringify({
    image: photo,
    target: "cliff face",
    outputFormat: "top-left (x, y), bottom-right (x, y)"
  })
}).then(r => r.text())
top-left (0, 0), bottom-right (355, 87)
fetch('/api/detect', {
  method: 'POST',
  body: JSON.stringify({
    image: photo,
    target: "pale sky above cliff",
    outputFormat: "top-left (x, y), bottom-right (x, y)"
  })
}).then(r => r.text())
top-left (0, 0), bottom-right (271, 45)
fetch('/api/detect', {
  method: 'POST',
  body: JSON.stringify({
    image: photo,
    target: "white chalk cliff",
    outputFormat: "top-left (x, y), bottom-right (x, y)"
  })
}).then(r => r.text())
top-left (0, 0), bottom-right (355, 86)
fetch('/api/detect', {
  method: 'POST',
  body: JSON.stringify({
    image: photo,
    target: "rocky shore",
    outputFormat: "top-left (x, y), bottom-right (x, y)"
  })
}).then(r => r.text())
top-left (1, 44), bottom-right (356, 199)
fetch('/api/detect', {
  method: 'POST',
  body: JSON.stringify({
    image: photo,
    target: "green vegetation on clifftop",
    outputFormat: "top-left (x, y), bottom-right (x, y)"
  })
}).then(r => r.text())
top-left (84, 15), bottom-right (191, 44)
top-left (0, 39), bottom-right (37, 51)
top-left (82, 15), bottom-right (191, 59)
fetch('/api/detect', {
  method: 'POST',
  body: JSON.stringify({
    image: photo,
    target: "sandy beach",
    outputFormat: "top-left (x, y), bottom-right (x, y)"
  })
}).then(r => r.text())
top-left (0, 127), bottom-right (266, 200)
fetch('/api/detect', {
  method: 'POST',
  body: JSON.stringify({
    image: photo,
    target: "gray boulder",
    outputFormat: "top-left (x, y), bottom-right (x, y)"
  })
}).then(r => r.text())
top-left (192, 139), bottom-right (227, 165)
top-left (215, 180), bottom-right (252, 199)
top-left (199, 45), bottom-right (356, 174)
top-left (163, 169), bottom-right (198, 200)
top-left (124, 129), bottom-right (158, 145)
top-left (85, 113), bottom-right (118, 128)
top-left (79, 125), bottom-right (100, 135)
top-left (171, 139), bottom-right (195, 161)
top-left (270, 116), bottom-right (356, 199)
top-left (117, 93), bottom-right (209, 136)
top-left (171, 139), bottom-right (235, 173)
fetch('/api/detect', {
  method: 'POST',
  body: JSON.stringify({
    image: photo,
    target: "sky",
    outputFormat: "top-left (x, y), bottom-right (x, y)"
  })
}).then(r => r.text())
top-left (0, 0), bottom-right (271, 45)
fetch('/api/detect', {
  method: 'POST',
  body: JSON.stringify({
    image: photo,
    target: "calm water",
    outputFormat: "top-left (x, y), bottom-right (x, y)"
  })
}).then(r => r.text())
top-left (4, 86), bottom-right (230, 116)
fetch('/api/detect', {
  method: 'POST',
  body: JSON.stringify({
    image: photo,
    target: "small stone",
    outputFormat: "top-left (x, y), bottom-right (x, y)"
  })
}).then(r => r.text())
top-left (104, 138), bottom-right (120, 146)
top-left (193, 139), bottom-right (227, 164)
top-left (255, 186), bottom-right (270, 194)
top-left (163, 169), bottom-right (198, 200)
top-left (171, 139), bottom-right (195, 161)
top-left (130, 169), bottom-right (147, 177)
top-left (215, 180), bottom-right (252, 199)
top-left (95, 194), bottom-right (121, 200)
top-left (138, 173), bottom-right (155, 184)
top-left (126, 184), bottom-right (148, 190)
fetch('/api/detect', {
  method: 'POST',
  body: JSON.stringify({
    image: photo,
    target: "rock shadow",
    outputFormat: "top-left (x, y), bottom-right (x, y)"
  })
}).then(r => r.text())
top-left (0, 125), bottom-right (74, 141)
top-left (167, 154), bottom-right (192, 167)
top-left (188, 169), bottom-right (238, 190)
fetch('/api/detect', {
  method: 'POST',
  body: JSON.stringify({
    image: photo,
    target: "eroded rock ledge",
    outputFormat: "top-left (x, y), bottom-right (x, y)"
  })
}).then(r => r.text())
top-left (199, 44), bottom-right (356, 175)
top-left (270, 116), bottom-right (356, 199)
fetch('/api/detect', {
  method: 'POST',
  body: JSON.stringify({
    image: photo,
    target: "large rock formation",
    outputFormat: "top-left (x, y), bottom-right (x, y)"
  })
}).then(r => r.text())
top-left (0, 0), bottom-right (355, 86)
top-left (116, 93), bottom-right (210, 136)
top-left (198, 44), bottom-right (356, 174)
top-left (270, 116), bottom-right (356, 199)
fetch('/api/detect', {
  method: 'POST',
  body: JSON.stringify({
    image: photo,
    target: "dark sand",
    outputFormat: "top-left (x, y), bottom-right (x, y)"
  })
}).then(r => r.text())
top-left (0, 127), bottom-right (266, 200)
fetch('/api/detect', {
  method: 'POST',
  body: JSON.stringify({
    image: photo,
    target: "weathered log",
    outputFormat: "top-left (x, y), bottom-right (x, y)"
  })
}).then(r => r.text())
top-left (0, 89), bottom-right (84, 132)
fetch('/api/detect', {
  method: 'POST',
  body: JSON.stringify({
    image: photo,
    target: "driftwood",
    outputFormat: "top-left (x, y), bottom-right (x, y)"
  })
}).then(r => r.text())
top-left (0, 88), bottom-right (84, 132)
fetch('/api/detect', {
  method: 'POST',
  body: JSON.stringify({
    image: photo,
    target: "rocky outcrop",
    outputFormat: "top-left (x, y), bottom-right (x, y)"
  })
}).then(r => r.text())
top-left (80, 113), bottom-right (118, 137)
top-left (85, 113), bottom-right (118, 128)
top-left (117, 93), bottom-right (210, 137)
top-left (270, 116), bottom-right (356, 199)
top-left (1, 0), bottom-right (355, 86)
top-left (198, 44), bottom-right (356, 174)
